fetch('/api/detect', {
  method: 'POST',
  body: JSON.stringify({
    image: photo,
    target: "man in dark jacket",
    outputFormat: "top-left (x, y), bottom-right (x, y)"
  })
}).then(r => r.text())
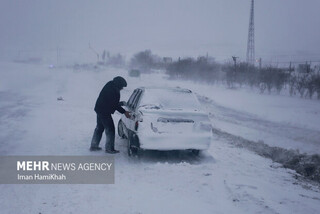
top-left (90, 76), bottom-right (130, 153)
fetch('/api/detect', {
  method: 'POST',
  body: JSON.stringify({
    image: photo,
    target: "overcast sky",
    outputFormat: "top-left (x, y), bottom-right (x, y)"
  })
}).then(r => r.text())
top-left (1, 0), bottom-right (320, 62)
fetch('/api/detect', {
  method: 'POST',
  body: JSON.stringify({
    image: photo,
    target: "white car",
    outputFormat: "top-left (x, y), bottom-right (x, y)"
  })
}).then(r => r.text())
top-left (118, 87), bottom-right (212, 156)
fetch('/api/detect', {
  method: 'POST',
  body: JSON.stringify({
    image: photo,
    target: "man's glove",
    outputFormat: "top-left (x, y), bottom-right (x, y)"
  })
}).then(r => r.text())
top-left (124, 111), bottom-right (131, 119)
top-left (119, 101), bottom-right (127, 106)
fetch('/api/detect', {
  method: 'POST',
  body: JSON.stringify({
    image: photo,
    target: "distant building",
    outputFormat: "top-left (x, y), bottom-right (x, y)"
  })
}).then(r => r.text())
top-left (163, 57), bottom-right (172, 64)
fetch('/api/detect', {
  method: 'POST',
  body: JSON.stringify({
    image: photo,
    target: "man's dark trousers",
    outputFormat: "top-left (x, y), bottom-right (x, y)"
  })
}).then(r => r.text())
top-left (91, 114), bottom-right (115, 150)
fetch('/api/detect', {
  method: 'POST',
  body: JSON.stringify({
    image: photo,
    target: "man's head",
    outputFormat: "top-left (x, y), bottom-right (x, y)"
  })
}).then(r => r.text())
top-left (113, 76), bottom-right (127, 90)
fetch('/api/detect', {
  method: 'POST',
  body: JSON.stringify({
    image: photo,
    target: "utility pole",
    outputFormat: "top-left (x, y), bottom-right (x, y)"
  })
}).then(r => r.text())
top-left (246, 0), bottom-right (255, 65)
top-left (231, 56), bottom-right (239, 87)
top-left (289, 62), bottom-right (292, 73)
top-left (102, 50), bottom-right (106, 61)
top-left (232, 56), bottom-right (239, 73)
top-left (259, 58), bottom-right (262, 70)
top-left (89, 43), bottom-right (100, 62)
top-left (232, 56), bottom-right (238, 67)
top-left (56, 46), bottom-right (60, 65)
top-left (306, 61), bottom-right (310, 73)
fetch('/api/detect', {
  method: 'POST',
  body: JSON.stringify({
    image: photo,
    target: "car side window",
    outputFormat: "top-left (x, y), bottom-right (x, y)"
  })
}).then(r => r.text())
top-left (132, 89), bottom-right (142, 110)
top-left (127, 90), bottom-right (138, 108)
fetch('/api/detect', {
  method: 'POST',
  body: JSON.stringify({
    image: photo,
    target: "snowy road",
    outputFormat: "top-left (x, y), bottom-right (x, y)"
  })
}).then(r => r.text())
top-left (0, 62), bottom-right (320, 213)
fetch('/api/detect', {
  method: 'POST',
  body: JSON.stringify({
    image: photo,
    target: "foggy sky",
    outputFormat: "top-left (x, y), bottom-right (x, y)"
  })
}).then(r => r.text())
top-left (1, 0), bottom-right (320, 62)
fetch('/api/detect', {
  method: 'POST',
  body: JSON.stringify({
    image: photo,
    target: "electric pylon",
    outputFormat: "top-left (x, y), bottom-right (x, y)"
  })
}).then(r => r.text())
top-left (246, 0), bottom-right (255, 65)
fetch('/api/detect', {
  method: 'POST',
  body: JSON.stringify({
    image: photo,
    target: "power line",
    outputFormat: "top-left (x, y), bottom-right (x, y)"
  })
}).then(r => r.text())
top-left (262, 60), bottom-right (320, 64)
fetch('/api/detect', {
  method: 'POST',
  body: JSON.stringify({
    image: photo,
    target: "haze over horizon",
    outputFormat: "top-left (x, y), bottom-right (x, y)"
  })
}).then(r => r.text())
top-left (1, 0), bottom-right (320, 64)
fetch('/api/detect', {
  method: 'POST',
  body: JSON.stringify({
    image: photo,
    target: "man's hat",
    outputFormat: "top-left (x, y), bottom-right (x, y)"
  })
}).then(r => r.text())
top-left (113, 76), bottom-right (127, 89)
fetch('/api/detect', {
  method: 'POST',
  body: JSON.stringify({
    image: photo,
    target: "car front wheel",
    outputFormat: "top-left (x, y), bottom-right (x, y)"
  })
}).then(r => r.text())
top-left (117, 120), bottom-right (126, 139)
top-left (128, 133), bottom-right (139, 157)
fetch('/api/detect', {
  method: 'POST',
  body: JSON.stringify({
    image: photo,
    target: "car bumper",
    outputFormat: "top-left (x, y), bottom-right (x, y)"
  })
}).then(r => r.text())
top-left (137, 133), bottom-right (212, 151)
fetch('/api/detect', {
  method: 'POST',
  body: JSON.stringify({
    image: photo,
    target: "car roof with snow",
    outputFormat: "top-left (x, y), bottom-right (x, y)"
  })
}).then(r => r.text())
top-left (137, 86), bottom-right (192, 93)
top-left (134, 86), bottom-right (201, 111)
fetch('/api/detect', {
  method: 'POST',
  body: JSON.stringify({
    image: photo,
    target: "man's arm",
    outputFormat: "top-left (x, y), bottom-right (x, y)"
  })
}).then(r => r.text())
top-left (116, 104), bottom-right (131, 118)
top-left (116, 105), bottom-right (126, 114)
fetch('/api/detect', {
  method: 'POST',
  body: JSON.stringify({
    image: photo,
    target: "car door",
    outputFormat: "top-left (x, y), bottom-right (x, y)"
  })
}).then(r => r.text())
top-left (123, 89), bottom-right (143, 132)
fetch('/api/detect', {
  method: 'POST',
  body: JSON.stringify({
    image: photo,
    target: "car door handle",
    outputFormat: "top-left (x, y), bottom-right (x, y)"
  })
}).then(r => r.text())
top-left (130, 114), bottom-right (136, 120)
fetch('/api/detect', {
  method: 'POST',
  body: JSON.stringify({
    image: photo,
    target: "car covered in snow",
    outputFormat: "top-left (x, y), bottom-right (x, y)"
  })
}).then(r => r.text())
top-left (118, 87), bottom-right (212, 156)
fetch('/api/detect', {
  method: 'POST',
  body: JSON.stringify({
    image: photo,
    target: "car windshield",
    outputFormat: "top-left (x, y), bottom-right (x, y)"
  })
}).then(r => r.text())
top-left (139, 88), bottom-right (200, 111)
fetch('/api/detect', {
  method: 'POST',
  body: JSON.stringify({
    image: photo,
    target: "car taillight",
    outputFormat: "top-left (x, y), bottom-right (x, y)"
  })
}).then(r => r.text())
top-left (135, 121), bottom-right (139, 131)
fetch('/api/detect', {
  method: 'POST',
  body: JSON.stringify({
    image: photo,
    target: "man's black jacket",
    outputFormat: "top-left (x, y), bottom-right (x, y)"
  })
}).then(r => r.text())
top-left (94, 81), bottom-right (125, 115)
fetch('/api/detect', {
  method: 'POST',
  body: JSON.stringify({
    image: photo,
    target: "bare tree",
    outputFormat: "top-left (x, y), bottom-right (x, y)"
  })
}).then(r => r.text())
top-left (130, 50), bottom-right (161, 73)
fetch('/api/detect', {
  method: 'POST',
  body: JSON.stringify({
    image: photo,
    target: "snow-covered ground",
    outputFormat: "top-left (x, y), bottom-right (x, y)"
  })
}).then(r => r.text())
top-left (0, 61), bottom-right (320, 214)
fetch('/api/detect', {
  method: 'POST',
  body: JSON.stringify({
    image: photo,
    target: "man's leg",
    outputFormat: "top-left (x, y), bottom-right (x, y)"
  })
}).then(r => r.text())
top-left (90, 114), bottom-right (104, 150)
top-left (100, 115), bottom-right (117, 153)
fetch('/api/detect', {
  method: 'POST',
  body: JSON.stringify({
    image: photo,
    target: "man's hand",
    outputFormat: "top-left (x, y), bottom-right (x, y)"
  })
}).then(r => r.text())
top-left (124, 111), bottom-right (131, 119)
top-left (119, 101), bottom-right (127, 106)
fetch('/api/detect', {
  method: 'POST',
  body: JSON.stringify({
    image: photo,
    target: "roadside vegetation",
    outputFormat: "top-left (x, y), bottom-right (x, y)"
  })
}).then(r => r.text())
top-left (127, 50), bottom-right (320, 100)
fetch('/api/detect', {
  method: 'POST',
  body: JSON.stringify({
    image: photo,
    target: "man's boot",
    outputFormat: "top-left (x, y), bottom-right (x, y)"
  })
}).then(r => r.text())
top-left (90, 147), bottom-right (102, 151)
top-left (105, 149), bottom-right (119, 154)
top-left (105, 146), bottom-right (119, 154)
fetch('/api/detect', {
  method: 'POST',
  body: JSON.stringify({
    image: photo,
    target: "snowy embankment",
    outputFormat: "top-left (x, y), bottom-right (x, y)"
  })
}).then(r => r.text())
top-left (197, 96), bottom-right (320, 182)
top-left (0, 61), bottom-right (320, 214)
